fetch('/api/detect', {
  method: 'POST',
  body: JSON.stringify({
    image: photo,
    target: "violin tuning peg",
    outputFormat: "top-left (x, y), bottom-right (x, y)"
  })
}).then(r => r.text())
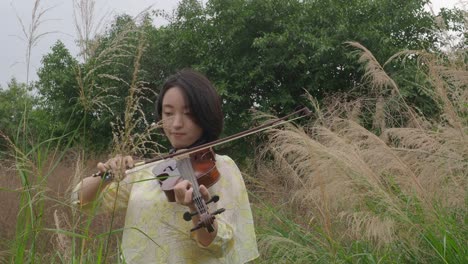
top-left (207, 195), bottom-right (220, 204)
top-left (183, 211), bottom-right (198, 221)
top-left (212, 208), bottom-right (225, 216)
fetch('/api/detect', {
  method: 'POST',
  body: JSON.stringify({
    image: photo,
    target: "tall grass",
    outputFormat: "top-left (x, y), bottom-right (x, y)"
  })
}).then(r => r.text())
top-left (1, 1), bottom-right (159, 263)
top-left (0, 114), bottom-right (83, 263)
top-left (251, 42), bottom-right (467, 263)
top-left (1, 1), bottom-right (466, 263)
top-left (63, 5), bottom-right (159, 263)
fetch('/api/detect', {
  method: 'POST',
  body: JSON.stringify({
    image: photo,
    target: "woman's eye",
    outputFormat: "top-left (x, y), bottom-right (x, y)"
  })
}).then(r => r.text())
top-left (163, 112), bottom-right (173, 116)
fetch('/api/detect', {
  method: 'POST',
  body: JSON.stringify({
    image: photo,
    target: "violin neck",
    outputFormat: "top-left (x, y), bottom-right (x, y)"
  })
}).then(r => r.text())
top-left (176, 158), bottom-right (203, 202)
top-left (175, 156), bottom-right (222, 233)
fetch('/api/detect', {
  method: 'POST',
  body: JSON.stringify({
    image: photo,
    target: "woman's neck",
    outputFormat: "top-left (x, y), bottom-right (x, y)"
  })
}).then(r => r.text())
top-left (169, 137), bottom-right (208, 154)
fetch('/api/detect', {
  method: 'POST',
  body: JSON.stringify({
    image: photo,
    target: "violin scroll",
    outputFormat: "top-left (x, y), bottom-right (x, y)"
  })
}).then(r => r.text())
top-left (189, 208), bottom-right (226, 232)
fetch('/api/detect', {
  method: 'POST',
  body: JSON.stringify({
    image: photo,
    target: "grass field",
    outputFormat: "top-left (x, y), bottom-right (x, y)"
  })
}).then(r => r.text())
top-left (0, 1), bottom-right (466, 262)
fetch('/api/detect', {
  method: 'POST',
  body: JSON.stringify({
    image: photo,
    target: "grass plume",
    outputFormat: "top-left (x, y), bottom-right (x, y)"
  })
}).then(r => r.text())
top-left (253, 43), bottom-right (467, 263)
top-left (12, 0), bottom-right (58, 83)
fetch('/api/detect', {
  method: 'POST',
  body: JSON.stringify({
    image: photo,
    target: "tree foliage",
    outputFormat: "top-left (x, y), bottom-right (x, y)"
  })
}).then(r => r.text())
top-left (36, 41), bottom-right (80, 136)
top-left (26, 0), bottom-right (464, 153)
top-left (146, 0), bottom-right (443, 135)
top-left (35, 16), bottom-right (155, 151)
top-left (0, 79), bottom-right (51, 150)
top-left (0, 80), bottom-right (34, 136)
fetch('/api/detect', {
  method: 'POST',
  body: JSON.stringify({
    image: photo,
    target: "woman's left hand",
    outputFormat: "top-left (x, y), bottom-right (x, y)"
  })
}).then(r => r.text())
top-left (174, 180), bottom-right (211, 210)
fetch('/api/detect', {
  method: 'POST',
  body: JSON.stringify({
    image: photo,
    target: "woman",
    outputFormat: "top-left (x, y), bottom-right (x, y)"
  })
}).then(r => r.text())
top-left (73, 69), bottom-right (259, 263)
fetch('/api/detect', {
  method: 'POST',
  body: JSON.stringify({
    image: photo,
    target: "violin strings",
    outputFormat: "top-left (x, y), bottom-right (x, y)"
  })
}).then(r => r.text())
top-left (177, 159), bottom-right (202, 211)
top-left (176, 158), bottom-right (207, 215)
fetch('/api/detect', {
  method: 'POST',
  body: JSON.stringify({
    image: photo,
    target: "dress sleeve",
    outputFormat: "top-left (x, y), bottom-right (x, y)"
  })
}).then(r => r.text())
top-left (99, 179), bottom-right (133, 213)
top-left (71, 175), bottom-right (134, 214)
top-left (196, 155), bottom-right (259, 263)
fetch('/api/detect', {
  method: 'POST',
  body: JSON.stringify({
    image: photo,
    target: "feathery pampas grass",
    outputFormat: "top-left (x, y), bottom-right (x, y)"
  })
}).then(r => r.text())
top-left (253, 42), bottom-right (467, 263)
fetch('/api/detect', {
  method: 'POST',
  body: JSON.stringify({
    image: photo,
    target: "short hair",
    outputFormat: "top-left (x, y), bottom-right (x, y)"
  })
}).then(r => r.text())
top-left (155, 69), bottom-right (224, 142)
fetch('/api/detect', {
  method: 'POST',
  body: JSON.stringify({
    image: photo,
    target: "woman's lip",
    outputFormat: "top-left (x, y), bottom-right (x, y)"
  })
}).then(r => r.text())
top-left (172, 133), bottom-right (185, 136)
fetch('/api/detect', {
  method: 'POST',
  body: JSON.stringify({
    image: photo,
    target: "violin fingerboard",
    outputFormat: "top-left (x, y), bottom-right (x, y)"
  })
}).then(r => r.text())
top-left (176, 158), bottom-right (202, 198)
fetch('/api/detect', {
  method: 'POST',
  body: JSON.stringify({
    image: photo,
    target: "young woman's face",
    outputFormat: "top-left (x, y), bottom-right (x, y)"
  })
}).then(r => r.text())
top-left (161, 86), bottom-right (203, 149)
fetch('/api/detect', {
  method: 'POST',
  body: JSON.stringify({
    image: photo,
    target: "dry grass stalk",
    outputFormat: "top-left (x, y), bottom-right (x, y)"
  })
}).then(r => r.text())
top-left (73, 0), bottom-right (141, 114)
top-left (113, 27), bottom-right (160, 159)
top-left (347, 41), bottom-right (422, 129)
top-left (107, 28), bottom-right (161, 171)
top-left (382, 127), bottom-right (468, 209)
top-left (259, 107), bottom-right (466, 249)
top-left (260, 120), bottom-right (400, 245)
top-left (72, 4), bottom-right (160, 162)
top-left (0, 131), bottom-right (38, 180)
top-left (385, 50), bottom-right (467, 136)
top-left (69, 150), bottom-right (85, 197)
top-left (72, 0), bottom-right (116, 114)
top-left (257, 235), bottom-right (318, 263)
top-left (372, 95), bottom-right (386, 132)
top-left (68, 8), bottom-right (160, 261)
top-left (12, 0), bottom-right (58, 83)
top-left (256, 43), bottom-right (467, 253)
top-left (53, 209), bottom-right (71, 262)
top-left (258, 42), bottom-right (467, 245)
top-left (348, 99), bottom-right (362, 124)
top-left (73, 0), bottom-right (108, 62)
top-left (429, 65), bottom-right (465, 136)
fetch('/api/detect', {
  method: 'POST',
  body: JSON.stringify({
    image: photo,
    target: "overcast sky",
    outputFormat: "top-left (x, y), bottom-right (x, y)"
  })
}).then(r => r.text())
top-left (0, 0), bottom-right (462, 88)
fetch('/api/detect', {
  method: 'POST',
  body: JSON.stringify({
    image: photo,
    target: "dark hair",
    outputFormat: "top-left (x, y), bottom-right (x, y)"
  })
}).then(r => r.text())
top-left (155, 69), bottom-right (224, 142)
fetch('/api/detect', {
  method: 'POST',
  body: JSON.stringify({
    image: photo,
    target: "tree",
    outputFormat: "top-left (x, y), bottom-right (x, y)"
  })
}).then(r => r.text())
top-left (0, 79), bottom-right (51, 150)
top-left (147, 0), bottom-right (442, 127)
top-left (36, 41), bottom-right (80, 136)
top-left (0, 79), bottom-right (34, 135)
top-left (31, 0), bottom-right (464, 154)
top-left (36, 16), bottom-right (157, 151)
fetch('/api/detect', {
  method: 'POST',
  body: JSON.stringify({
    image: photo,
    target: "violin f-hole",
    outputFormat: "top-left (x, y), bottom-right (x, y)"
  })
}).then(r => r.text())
top-left (163, 165), bottom-right (176, 172)
top-left (156, 173), bottom-right (169, 182)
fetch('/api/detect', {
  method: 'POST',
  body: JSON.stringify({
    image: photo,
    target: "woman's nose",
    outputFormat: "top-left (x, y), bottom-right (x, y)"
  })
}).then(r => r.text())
top-left (172, 114), bottom-right (183, 128)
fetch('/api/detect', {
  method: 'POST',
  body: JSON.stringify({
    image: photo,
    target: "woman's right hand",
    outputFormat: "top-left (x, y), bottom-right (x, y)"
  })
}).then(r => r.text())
top-left (97, 155), bottom-right (135, 181)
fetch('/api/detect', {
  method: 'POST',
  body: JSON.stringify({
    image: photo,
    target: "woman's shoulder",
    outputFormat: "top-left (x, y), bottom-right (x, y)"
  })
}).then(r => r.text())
top-left (214, 154), bottom-right (243, 179)
top-left (215, 154), bottom-right (236, 165)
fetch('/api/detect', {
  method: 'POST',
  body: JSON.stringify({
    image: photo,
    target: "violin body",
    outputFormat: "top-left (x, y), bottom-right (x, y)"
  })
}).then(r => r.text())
top-left (152, 148), bottom-right (220, 202)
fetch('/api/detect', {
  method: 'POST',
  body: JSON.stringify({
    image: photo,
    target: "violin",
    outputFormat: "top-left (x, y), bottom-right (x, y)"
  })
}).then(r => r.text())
top-left (150, 148), bottom-right (224, 232)
top-left (92, 107), bottom-right (311, 232)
